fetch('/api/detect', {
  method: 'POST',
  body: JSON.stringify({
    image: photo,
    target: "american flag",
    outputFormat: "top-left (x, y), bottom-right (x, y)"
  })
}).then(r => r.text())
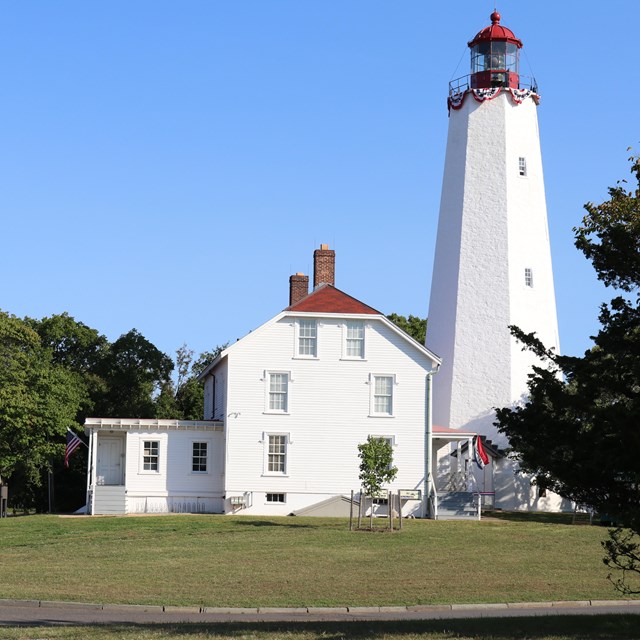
top-left (65, 429), bottom-right (84, 468)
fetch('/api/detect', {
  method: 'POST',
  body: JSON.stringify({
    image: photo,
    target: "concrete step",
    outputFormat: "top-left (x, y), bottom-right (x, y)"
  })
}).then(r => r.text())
top-left (437, 491), bottom-right (478, 520)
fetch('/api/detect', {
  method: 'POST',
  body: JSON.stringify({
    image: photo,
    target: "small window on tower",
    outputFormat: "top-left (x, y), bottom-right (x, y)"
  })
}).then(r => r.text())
top-left (524, 268), bottom-right (534, 288)
top-left (518, 157), bottom-right (527, 177)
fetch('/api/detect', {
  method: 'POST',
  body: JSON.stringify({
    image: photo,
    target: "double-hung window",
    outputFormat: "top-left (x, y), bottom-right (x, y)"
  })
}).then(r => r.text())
top-left (268, 372), bottom-right (289, 412)
top-left (192, 442), bottom-right (208, 473)
top-left (143, 441), bottom-right (159, 472)
top-left (524, 267), bottom-right (534, 288)
top-left (371, 375), bottom-right (394, 416)
top-left (345, 321), bottom-right (365, 359)
top-left (297, 319), bottom-right (317, 357)
top-left (266, 434), bottom-right (287, 475)
top-left (518, 156), bottom-right (527, 177)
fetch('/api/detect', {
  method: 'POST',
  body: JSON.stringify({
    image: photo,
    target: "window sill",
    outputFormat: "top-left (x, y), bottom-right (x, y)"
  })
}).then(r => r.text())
top-left (261, 473), bottom-right (289, 478)
top-left (263, 411), bottom-right (290, 416)
top-left (292, 356), bottom-right (318, 361)
top-left (340, 357), bottom-right (367, 362)
top-left (368, 414), bottom-right (395, 419)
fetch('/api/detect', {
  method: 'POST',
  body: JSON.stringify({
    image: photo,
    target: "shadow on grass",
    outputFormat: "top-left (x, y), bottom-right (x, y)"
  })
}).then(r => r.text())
top-left (484, 511), bottom-right (598, 526)
top-left (5, 616), bottom-right (640, 639)
top-left (233, 520), bottom-right (317, 529)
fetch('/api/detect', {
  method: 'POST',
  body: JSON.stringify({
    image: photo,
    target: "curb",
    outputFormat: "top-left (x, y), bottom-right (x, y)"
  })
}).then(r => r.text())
top-left (1, 598), bottom-right (639, 615)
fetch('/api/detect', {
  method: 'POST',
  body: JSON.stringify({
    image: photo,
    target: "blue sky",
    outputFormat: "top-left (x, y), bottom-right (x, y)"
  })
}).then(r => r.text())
top-left (2, 1), bottom-right (638, 362)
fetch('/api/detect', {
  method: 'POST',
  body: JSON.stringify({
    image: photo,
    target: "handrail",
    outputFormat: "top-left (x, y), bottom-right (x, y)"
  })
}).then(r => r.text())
top-left (467, 472), bottom-right (482, 521)
top-left (448, 74), bottom-right (538, 97)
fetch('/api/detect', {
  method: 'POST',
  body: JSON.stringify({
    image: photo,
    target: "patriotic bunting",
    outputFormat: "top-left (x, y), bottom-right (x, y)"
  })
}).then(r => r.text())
top-left (448, 87), bottom-right (539, 111)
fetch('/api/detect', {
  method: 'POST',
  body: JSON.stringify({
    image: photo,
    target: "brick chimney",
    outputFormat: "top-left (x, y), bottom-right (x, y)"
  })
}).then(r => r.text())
top-left (313, 244), bottom-right (335, 288)
top-left (289, 272), bottom-right (309, 306)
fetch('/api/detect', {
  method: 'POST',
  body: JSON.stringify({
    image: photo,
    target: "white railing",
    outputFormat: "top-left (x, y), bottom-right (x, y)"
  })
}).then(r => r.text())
top-left (448, 74), bottom-right (538, 98)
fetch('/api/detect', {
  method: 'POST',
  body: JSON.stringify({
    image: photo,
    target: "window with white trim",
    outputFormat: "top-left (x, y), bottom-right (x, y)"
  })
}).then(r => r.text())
top-left (297, 319), bottom-right (317, 357)
top-left (524, 267), bottom-right (534, 288)
top-left (266, 492), bottom-right (286, 503)
top-left (518, 156), bottom-right (527, 176)
top-left (143, 440), bottom-right (159, 472)
top-left (192, 442), bottom-right (208, 473)
top-left (371, 375), bottom-right (394, 416)
top-left (267, 372), bottom-right (289, 412)
top-left (344, 321), bottom-right (365, 359)
top-left (266, 434), bottom-right (288, 475)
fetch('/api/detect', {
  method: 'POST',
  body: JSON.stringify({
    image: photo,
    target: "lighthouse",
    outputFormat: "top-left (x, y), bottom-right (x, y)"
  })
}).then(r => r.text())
top-left (426, 12), bottom-right (563, 511)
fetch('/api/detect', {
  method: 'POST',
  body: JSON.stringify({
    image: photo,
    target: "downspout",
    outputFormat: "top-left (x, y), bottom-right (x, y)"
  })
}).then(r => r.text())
top-left (425, 363), bottom-right (440, 518)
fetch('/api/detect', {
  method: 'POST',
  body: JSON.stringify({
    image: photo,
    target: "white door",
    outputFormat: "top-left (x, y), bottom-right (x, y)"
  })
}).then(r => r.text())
top-left (97, 437), bottom-right (124, 485)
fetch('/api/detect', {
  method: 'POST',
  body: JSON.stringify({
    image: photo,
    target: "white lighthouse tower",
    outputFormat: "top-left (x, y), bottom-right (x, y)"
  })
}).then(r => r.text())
top-left (426, 12), bottom-right (563, 511)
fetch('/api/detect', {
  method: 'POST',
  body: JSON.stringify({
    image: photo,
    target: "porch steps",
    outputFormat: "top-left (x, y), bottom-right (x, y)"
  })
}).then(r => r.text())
top-left (92, 486), bottom-right (126, 515)
top-left (436, 491), bottom-right (478, 520)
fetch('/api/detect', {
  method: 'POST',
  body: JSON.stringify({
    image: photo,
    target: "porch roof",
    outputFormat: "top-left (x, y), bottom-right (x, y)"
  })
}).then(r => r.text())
top-left (84, 418), bottom-right (224, 433)
top-left (432, 425), bottom-right (478, 440)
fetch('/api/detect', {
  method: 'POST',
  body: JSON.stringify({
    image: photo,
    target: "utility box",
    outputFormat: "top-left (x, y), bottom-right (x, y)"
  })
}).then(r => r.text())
top-left (0, 485), bottom-right (8, 518)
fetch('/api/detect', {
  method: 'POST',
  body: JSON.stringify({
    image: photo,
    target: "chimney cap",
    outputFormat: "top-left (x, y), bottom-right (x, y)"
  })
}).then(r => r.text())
top-left (320, 243), bottom-right (329, 250)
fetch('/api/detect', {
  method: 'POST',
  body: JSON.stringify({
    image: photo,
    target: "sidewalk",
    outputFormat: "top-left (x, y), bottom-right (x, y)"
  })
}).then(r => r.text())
top-left (1, 598), bottom-right (640, 625)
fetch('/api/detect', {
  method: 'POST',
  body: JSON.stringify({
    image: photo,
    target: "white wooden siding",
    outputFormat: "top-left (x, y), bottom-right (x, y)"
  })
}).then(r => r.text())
top-left (219, 315), bottom-right (435, 515)
top-left (123, 430), bottom-right (225, 510)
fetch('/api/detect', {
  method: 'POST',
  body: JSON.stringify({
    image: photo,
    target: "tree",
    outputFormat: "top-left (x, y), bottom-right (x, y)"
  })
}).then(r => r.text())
top-left (26, 313), bottom-right (110, 422)
top-left (155, 343), bottom-right (229, 420)
top-left (0, 312), bottom-right (86, 510)
top-left (495, 154), bottom-right (640, 594)
top-left (387, 313), bottom-right (427, 344)
top-left (95, 329), bottom-right (174, 418)
top-left (358, 436), bottom-right (398, 529)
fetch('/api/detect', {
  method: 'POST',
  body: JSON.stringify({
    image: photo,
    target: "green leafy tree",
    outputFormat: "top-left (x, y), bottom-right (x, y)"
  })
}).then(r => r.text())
top-left (26, 313), bottom-right (109, 421)
top-left (192, 344), bottom-right (229, 377)
top-left (95, 329), bottom-right (174, 418)
top-left (495, 154), bottom-right (640, 594)
top-left (156, 343), bottom-right (229, 420)
top-left (0, 312), bottom-right (86, 510)
top-left (387, 313), bottom-right (427, 344)
top-left (358, 436), bottom-right (398, 528)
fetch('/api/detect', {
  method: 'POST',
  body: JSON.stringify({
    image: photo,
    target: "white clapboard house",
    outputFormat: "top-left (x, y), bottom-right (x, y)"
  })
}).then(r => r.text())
top-left (84, 245), bottom-right (445, 516)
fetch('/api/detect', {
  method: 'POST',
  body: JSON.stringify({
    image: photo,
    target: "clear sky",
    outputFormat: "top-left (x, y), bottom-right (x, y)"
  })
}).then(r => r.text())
top-left (2, 1), bottom-right (638, 363)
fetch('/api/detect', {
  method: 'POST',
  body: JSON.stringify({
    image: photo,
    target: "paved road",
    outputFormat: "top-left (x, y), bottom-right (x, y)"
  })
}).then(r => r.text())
top-left (1, 599), bottom-right (640, 626)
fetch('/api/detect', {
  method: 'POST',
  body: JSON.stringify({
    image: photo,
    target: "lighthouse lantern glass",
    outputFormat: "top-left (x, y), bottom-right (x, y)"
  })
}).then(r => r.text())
top-left (470, 40), bottom-right (520, 89)
top-left (471, 42), bottom-right (519, 75)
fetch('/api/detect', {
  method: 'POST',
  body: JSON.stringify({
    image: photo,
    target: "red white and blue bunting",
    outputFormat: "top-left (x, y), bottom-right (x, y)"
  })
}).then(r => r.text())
top-left (448, 87), bottom-right (540, 112)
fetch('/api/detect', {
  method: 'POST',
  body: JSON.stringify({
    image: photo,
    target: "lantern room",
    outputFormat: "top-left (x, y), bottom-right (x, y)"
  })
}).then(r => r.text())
top-left (468, 11), bottom-right (523, 89)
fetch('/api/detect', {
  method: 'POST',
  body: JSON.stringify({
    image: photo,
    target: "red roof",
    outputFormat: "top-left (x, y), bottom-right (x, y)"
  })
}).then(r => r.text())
top-left (468, 11), bottom-right (523, 49)
top-left (285, 284), bottom-right (381, 315)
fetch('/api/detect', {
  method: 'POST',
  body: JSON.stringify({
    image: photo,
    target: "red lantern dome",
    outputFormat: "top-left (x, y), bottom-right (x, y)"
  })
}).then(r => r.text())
top-left (468, 11), bottom-right (523, 90)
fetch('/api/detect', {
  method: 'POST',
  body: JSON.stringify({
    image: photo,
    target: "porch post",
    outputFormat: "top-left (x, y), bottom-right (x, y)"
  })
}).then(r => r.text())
top-left (89, 429), bottom-right (99, 515)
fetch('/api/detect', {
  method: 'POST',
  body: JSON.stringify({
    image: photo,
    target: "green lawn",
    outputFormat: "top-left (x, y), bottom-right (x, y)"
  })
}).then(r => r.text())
top-left (0, 514), bottom-right (637, 607)
top-left (1, 617), bottom-right (639, 640)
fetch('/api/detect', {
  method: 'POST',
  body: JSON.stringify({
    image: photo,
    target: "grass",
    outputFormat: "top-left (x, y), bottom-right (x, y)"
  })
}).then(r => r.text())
top-left (0, 514), bottom-right (637, 607)
top-left (1, 617), bottom-right (640, 640)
